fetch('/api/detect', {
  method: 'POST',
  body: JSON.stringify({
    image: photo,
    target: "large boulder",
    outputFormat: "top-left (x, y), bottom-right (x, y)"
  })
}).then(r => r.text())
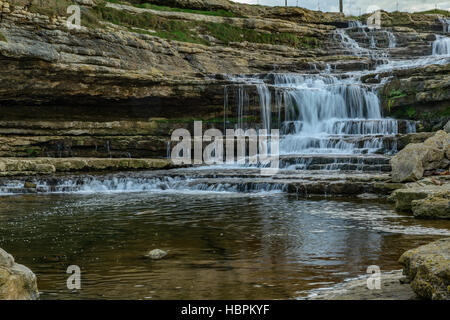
top-left (0, 248), bottom-right (39, 300)
top-left (412, 195), bottom-right (450, 219)
top-left (389, 181), bottom-right (450, 212)
top-left (399, 238), bottom-right (450, 300)
top-left (390, 130), bottom-right (450, 182)
top-left (390, 144), bottom-right (444, 182)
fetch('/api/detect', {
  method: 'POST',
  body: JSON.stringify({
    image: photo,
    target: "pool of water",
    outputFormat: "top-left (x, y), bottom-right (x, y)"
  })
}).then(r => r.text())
top-left (1, 191), bottom-right (449, 300)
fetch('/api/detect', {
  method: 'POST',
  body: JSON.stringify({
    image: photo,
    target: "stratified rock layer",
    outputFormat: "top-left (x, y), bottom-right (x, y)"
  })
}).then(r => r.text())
top-left (0, 157), bottom-right (174, 176)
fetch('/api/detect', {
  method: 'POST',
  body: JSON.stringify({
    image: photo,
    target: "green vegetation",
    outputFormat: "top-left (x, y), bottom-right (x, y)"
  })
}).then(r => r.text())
top-left (389, 89), bottom-right (407, 99)
top-left (92, 4), bottom-right (320, 48)
top-left (105, 0), bottom-right (240, 17)
top-left (392, 106), bottom-right (450, 122)
top-left (415, 9), bottom-right (450, 17)
top-left (385, 89), bottom-right (407, 112)
top-left (204, 22), bottom-right (312, 48)
top-left (25, 147), bottom-right (40, 157)
top-left (28, 0), bottom-right (74, 16)
top-left (0, 32), bottom-right (7, 42)
top-left (93, 5), bottom-right (209, 44)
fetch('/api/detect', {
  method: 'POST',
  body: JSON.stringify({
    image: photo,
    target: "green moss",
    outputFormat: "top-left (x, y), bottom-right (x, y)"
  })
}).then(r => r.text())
top-left (389, 89), bottom-right (407, 99)
top-left (0, 32), bottom-right (7, 42)
top-left (415, 9), bottom-right (450, 17)
top-left (28, 0), bottom-right (74, 17)
top-left (25, 148), bottom-right (40, 157)
top-left (392, 105), bottom-right (450, 120)
top-left (92, 4), bottom-right (317, 48)
top-left (93, 5), bottom-right (209, 45)
top-left (386, 89), bottom-right (407, 112)
top-left (203, 22), bottom-right (319, 48)
top-left (105, 0), bottom-right (240, 17)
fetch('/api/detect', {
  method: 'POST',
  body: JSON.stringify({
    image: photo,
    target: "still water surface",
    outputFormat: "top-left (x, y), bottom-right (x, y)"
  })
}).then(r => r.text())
top-left (1, 191), bottom-right (449, 299)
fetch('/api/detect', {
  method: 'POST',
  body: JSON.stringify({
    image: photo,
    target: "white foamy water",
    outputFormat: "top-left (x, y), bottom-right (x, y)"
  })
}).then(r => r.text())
top-left (225, 72), bottom-right (415, 156)
top-left (433, 35), bottom-right (450, 56)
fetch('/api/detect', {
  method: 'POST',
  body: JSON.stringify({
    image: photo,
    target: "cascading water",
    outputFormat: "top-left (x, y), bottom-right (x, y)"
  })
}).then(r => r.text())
top-left (220, 25), bottom-right (450, 171)
top-left (439, 18), bottom-right (450, 33)
top-left (433, 35), bottom-right (450, 56)
top-left (227, 73), bottom-right (412, 157)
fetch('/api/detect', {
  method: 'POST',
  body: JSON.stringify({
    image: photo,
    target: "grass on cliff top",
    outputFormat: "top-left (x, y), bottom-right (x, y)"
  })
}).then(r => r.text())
top-left (93, 5), bottom-right (320, 48)
top-left (415, 9), bottom-right (450, 17)
top-left (105, 0), bottom-right (240, 17)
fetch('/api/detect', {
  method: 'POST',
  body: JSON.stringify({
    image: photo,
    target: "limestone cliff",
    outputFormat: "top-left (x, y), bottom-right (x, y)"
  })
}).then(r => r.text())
top-left (0, 0), bottom-right (448, 158)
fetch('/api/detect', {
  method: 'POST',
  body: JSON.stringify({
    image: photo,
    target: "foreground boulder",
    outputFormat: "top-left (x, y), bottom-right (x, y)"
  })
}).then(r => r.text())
top-left (389, 180), bottom-right (450, 213)
top-left (412, 195), bottom-right (450, 219)
top-left (390, 130), bottom-right (450, 183)
top-left (399, 238), bottom-right (450, 300)
top-left (0, 248), bottom-right (39, 300)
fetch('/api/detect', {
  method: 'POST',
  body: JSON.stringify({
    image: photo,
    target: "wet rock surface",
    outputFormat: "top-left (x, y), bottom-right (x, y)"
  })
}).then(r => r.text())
top-left (145, 249), bottom-right (168, 260)
top-left (0, 248), bottom-right (39, 300)
top-left (306, 270), bottom-right (416, 300)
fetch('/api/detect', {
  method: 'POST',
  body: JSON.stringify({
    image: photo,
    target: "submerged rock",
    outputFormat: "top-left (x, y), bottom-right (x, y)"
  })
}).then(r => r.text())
top-left (0, 248), bottom-right (39, 300)
top-left (145, 249), bottom-right (168, 260)
top-left (399, 238), bottom-right (450, 300)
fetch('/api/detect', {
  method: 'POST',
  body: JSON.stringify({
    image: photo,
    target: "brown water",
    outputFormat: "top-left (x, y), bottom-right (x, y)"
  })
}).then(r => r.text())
top-left (1, 191), bottom-right (449, 300)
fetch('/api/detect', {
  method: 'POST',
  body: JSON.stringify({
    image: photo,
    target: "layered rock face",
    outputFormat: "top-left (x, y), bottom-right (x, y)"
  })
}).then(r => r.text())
top-left (0, 0), bottom-right (448, 160)
top-left (399, 238), bottom-right (450, 300)
top-left (0, 248), bottom-right (39, 300)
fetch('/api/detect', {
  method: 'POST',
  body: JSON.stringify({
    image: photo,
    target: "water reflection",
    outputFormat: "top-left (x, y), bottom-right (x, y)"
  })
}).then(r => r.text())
top-left (0, 193), bottom-right (448, 300)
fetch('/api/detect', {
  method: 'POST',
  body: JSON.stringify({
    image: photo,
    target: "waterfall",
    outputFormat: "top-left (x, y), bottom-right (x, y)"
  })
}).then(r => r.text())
top-left (333, 28), bottom-right (368, 56)
top-left (439, 18), bottom-right (450, 33)
top-left (271, 74), bottom-right (405, 155)
top-left (386, 31), bottom-right (397, 48)
top-left (433, 35), bottom-right (450, 56)
top-left (257, 84), bottom-right (271, 131)
top-left (225, 73), bottom-right (416, 156)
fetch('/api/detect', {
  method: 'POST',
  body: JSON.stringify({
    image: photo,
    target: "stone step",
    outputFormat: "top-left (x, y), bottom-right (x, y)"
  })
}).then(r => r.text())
top-left (281, 119), bottom-right (416, 135)
top-left (279, 154), bottom-right (392, 171)
top-left (0, 168), bottom-right (396, 196)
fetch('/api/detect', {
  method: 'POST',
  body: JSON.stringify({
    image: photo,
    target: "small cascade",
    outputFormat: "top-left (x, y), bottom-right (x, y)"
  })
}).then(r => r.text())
top-left (0, 174), bottom-right (286, 195)
top-left (225, 73), bottom-right (416, 159)
top-left (333, 28), bottom-right (369, 56)
top-left (439, 18), bottom-right (450, 33)
top-left (432, 35), bottom-right (450, 56)
top-left (257, 83), bottom-right (271, 131)
top-left (385, 30), bottom-right (397, 48)
top-left (334, 24), bottom-right (397, 64)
